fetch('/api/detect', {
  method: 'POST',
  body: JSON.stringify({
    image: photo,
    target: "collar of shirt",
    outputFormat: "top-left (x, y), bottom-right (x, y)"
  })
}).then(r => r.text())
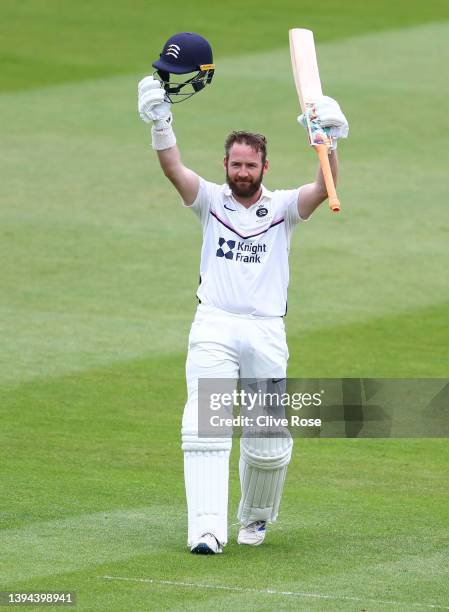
top-left (222, 183), bottom-right (273, 202)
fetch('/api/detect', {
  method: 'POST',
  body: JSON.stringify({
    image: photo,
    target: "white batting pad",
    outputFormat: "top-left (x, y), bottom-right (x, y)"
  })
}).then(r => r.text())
top-left (184, 447), bottom-right (231, 546)
top-left (237, 433), bottom-right (293, 526)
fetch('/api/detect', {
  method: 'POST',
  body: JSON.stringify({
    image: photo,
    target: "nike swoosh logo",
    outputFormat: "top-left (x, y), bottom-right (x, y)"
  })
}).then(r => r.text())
top-left (272, 378), bottom-right (285, 384)
top-left (224, 204), bottom-right (236, 211)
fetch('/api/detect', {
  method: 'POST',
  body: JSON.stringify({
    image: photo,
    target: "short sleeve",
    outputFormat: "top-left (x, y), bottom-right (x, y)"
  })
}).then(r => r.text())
top-left (182, 177), bottom-right (216, 228)
top-left (280, 188), bottom-right (305, 236)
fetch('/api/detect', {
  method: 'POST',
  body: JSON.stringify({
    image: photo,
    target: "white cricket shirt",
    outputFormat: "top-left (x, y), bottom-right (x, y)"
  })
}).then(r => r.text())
top-left (185, 178), bottom-right (302, 317)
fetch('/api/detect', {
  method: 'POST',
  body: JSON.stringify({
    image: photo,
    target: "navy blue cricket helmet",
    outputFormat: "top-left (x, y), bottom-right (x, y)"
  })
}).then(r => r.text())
top-left (152, 32), bottom-right (215, 103)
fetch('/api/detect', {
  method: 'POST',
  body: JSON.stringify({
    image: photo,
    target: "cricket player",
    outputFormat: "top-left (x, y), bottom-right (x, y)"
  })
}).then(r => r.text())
top-left (138, 35), bottom-right (348, 555)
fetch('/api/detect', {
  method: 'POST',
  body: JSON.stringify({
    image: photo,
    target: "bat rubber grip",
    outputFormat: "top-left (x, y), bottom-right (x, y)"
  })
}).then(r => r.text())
top-left (315, 144), bottom-right (340, 213)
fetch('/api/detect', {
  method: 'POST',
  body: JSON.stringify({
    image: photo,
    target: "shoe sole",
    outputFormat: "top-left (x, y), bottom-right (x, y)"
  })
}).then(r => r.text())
top-left (237, 538), bottom-right (265, 546)
top-left (191, 543), bottom-right (222, 555)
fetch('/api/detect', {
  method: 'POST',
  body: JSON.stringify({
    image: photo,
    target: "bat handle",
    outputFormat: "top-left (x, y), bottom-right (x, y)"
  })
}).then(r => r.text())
top-left (315, 144), bottom-right (340, 213)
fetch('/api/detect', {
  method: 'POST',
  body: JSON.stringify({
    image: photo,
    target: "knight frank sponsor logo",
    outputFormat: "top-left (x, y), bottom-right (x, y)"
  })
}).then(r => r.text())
top-left (216, 237), bottom-right (266, 263)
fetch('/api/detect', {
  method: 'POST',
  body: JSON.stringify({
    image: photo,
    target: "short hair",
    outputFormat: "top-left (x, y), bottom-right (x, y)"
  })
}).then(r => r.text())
top-left (224, 131), bottom-right (268, 165)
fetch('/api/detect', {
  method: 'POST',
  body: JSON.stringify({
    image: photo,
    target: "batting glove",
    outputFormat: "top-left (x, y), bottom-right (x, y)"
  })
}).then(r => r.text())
top-left (298, 96), bottom-right (349, 149)
top-left (138, 75), bottom-right (172, 129)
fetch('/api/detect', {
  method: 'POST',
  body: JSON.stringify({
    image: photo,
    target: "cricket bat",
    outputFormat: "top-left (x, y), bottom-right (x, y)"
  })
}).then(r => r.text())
top-left (289, 28), bottom-right (340, 213)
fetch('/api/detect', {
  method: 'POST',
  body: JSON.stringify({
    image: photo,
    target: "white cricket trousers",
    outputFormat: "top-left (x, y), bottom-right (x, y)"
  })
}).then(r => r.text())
top-left (181, 304), bottom-right (293, 547)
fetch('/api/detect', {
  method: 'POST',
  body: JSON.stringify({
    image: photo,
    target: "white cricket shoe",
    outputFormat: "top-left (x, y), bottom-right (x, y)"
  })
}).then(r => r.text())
top-left (190, 533), bottom-right (223, 555)
top-left (237, 521), bottom-right (267, 546)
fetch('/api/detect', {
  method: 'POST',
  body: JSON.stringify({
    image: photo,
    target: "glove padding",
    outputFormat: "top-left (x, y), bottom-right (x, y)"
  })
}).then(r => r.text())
top-left (298, 96), bottom-right (349, 147)
top-left (138, 75), bottom-right (172, 126)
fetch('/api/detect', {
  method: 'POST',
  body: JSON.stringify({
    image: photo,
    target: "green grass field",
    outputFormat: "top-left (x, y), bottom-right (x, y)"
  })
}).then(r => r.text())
top-left (1, 1), bottom-right (449, 610)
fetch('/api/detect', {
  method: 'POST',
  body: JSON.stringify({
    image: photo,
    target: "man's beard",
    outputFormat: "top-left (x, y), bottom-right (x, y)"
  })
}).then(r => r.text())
top-left (226, 167), bottom-right (264, 198)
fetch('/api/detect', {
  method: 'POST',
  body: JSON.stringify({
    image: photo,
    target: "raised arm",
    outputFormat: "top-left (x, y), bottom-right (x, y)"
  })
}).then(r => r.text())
top-left (297, 150), bottom-right (338, 220)
top-left (138, 76), bottom-right (199, 205)
top-left (156, 146), bottom-right (199, 206)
